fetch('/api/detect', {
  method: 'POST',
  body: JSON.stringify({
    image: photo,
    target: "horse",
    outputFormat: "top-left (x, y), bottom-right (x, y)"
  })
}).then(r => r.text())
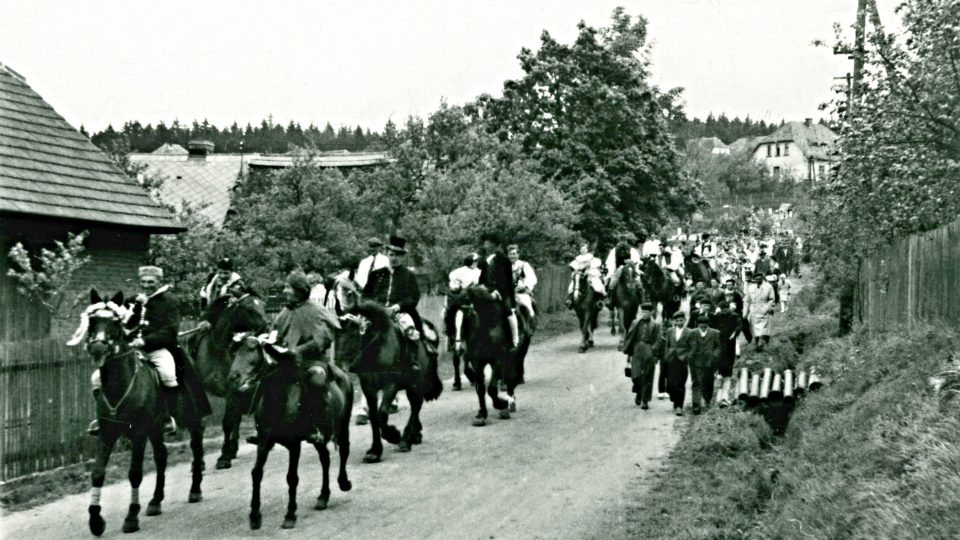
top-left (640, 258), bottom-right (685, 320)
top-left (229, 333), bottom-right (353, 530)
top-left (69, 290), bottom-right (204, 537)
top-left (182, 293), bottom-right (268, 469)
top-left (610, 264), bottom-right (645, 351)
top-left (571, 272), bottom-right (601, 353)
top-left (447, 286), bottom-right (527, 426)
top-left (332, 278), bottom-right (442, 463)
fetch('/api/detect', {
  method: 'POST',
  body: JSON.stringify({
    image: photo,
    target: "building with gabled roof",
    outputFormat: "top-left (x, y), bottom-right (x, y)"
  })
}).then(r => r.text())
top-left (750, 119), bottom-right (838, 181)
top-left (0, 62), bottom-right (183, 340)
top-left (686, 136), bottom-right (731, 155)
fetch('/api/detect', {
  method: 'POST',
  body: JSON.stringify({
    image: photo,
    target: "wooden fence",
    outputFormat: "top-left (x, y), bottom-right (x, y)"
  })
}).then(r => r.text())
top-left (856, 216), bottom-right (960, 331)
top-left (0, 265), bottom-right (571, 481)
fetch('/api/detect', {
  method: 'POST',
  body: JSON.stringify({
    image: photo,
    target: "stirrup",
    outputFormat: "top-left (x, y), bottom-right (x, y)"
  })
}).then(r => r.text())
top-left (87, 419), bottom-right (100, 436)
top-left (163, 417), bottom-right (177, 437)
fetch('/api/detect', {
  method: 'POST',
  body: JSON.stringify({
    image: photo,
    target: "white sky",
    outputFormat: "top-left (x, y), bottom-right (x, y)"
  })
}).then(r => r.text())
top-left (0, 0), bottom-right (901, 134)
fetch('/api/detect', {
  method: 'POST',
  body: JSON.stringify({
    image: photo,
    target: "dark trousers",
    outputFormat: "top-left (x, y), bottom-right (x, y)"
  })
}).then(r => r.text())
top-left (631, 355), bottom-right (657, 404)
top-left (664, 358), bottom-right (688, 409)
top-left (697, 363), bottom-right (717, 406)
top-left (658, 361), bottom-right (668, 394)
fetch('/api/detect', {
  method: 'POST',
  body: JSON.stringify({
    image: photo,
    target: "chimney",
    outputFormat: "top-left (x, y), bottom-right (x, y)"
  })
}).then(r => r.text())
top-left (187, 139), bottom-right (214, 160)
top-left (804, 118), bottom-right (812, 127)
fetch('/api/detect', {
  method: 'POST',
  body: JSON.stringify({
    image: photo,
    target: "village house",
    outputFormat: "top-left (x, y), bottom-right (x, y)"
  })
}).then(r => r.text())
top-left (129, 144), bottom-right (391, 226)
top-left (686, 136), bottom-right (731, 155)
top-left (748, 119), bottom-right (838, 181)
top-left (0, 63), bottom-right (184, 341)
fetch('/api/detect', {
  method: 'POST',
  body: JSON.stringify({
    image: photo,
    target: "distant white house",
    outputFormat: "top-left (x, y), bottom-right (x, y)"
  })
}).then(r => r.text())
top-left (749, 120), bottom-right (838, 181)
top-left (686, 136), bottom-right (730, 155)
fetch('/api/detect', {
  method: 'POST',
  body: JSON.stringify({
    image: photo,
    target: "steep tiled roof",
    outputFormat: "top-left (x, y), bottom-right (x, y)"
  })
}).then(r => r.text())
top-left (754, 122), bottom-right (838, 161)
top-left (0, 64), bottom-right (183, 232)
top-left (127, 153), bottom-right (247, 226)
top-left (685, 137), bottom-right (729, 153)
top-left (729, 136), bottom-right (763, 156)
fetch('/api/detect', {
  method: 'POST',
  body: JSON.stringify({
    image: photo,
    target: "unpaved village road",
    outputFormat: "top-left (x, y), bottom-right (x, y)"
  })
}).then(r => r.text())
top-left (1, 324), bottom-right (681, 540)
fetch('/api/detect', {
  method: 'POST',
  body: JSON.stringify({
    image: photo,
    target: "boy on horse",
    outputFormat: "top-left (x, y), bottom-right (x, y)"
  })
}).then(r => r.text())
top-left (478, 232), bottom-right (521, 351)
top-left (507, 244), bottom-right (537, 319)
top-left (566, 241), bottom-right (606, 307)
top-left (605, 232), bottom-right (640, 305)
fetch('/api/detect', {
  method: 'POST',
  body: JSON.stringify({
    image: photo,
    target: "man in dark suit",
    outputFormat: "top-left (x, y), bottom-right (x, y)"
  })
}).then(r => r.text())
top-left (363, 235), bottom-right (423, 340)
top-left (478, 231), bottom-right (519, 350)
top-left (622, 302), bottom-right (661, 409)
top-left (711, 292), bottom-right (742, 407)
top-left (660, 311), bottom-right (694, 416)
top-left (688, 314), bottom-right (722, 414)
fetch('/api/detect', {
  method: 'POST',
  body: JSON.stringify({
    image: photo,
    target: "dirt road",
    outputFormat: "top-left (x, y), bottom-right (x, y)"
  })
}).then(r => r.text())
top-left (1, 323), bottom-right (681, 540)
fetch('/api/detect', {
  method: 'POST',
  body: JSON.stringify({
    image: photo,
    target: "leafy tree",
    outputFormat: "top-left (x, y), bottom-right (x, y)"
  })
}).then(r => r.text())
top-left (483, 8), bottom-right (700, 248)
top-left (7, 231), bottom-right (90, 317)
top-left (809, 0), bottom-right (960, 288)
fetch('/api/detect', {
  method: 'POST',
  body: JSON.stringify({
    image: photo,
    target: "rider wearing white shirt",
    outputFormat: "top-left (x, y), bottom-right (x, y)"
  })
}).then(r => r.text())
top-left (354, 236), bottom-right (390, 290)
top-left (508, 244), bottom-right (537, 317)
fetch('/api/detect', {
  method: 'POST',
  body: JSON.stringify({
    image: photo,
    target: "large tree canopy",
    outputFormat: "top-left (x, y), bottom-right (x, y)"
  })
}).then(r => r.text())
top-left (810, 0), bottom-right (960, 287)
top-left (482, 8), bottom-right (701, 248)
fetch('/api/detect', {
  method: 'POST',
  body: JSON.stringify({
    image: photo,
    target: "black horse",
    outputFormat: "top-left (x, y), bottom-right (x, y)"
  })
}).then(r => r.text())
top-left (183, 293), bottom-right (268, 469)
top-left (332, 278), bottom-right (442, 463)
top-left (640, 258), bottom-right (685, 320)
top-left (571, 272), bottom-right (602, 353)
top-left (610, 264), bottom-right (646, 351)
top-left (448, 286), bottom-right (528, 426)
top-left (70, 290), bottom-right (204, 537)
top-left (229, 334), bottom-right (353, 530)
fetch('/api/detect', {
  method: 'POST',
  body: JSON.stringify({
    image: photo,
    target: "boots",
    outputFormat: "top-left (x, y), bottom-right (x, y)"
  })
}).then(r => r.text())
top-left (159, 387), bottom-right (179, 437)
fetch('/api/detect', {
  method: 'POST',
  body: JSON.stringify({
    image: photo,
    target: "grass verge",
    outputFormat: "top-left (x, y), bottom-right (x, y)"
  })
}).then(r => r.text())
top-left (625, 276), bottom-right (960, 539)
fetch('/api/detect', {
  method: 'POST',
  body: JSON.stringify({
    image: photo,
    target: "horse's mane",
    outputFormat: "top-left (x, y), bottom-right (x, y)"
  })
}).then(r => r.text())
top-left (352, 300), bottom-right (395, 333)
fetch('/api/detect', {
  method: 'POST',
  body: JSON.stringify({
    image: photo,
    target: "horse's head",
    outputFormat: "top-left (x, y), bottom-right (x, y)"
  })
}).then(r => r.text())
top-left (227, 332), bottom-right (294, 393)
top-left (332, 276), bottom-right (361, 313)
top-left (334, 313), bottom-right (371, 370)
top-left (67, 289), bottom-right (131, 365)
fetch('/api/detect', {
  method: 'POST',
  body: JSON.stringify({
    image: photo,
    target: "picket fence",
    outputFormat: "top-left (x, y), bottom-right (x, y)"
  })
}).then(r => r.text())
top-left (0, 265), bottom-right (571, 481)
top-left (856, 216), bottom-right (960, 331)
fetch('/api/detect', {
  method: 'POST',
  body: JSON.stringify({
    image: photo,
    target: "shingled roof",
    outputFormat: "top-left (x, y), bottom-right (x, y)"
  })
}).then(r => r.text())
top-left (753, 121), bottom-right (838, 161)
top-left (0, 64), bottom-right (184, 232)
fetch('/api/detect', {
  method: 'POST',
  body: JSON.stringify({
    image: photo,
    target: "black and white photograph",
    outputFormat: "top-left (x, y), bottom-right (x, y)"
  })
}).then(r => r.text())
top-left (1, 0), bottom-right (959, 538)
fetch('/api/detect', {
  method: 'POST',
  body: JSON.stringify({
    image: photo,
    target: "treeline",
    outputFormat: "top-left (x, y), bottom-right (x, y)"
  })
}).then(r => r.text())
top-left (85, 117), bottom-right (385, 154)
top-left (673, 113), bottom-right (780, 145)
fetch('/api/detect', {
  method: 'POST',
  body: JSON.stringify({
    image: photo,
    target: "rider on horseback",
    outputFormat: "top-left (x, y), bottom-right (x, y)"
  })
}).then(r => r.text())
top-left (566, 241), bottom-right (605, 308)
top-left (445, 252), bottom-right (481, 350)
top-left (199, 257), bottom-right (240, 312)
top-left (507, 244), bottom-right (537, 319)
top-left (478, 232), bottom-right (520, 351)
top-left (605, 232), bottom-right (640, 306)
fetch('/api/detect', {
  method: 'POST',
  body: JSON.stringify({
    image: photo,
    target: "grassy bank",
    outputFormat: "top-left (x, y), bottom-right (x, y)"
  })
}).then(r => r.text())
top-left (626, 279), bottom-right (960, 539)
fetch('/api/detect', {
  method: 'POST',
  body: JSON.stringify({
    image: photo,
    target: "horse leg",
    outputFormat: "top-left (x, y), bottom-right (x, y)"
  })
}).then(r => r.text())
top-left (146, 426), bottom-right (166, 516)
top-left (315, 440), bottom-right (331, 510)
top-left (188, 426), bottom-right (204, 502)
top-left (472, 361), bottom-right (487, 426)
top-left (399, 390), bottom-right (423, 452)
top-left (216, 394), bottom-right (243, 469)
top-left (336, 405), bottom-right (352, 492)
top-left (488, 361), bottom-right (509, 413)
top-left (452, 349), bottom-right (463, 391)
top-left (89, 429), bottom-right (118, 536)
top-left (379, 385), bottom-right (402, 445)
top-left (361, 384), bottom-right (382, 463)
top-left (122, 432), bottom-right (147, 533)
top-left (249, 440), bottom-right (272, 530)
top-left (282, 442), bottom-right (300, 529)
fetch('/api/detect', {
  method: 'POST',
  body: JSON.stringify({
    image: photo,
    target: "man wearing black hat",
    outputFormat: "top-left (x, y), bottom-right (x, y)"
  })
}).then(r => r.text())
top-left (622, 302), bottom-right (661, 409)
top-left (661, 311), bottom-right (694, 416)
top-left (478, 231), bottom-right (520, 350)
top-left (688, 313), bottom-right (721, 414)
top-left (363, 235), bottom-right (425, 346)
top-left (710, 294), bottom-right (742, 407)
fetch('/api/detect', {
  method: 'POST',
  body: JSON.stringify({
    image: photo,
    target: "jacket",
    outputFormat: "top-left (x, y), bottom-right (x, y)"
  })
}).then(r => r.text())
top-left (688, 327), bottom-right (722, 369)
top-left (127, 285), bottom-right (180, 353)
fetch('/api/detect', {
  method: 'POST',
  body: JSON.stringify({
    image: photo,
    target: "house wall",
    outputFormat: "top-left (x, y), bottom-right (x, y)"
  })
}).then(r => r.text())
top-left (752, 141), bottom-right (811, 180)
top-left (1, 215), bottom-right (151, 341)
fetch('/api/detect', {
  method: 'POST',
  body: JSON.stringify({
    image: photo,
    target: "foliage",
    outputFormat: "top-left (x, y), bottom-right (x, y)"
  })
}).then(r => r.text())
top-left (483, 8), bottom-right (702, 249)
top-left (6, 231), bottom-right (91, 316)
top-left (91, 116), bottom-right (383, 154)
top-left (682, 143), bottom-right (779, 200)
top-left (809, 0), bottom-right (960, 289)
top-left (673, 112), bottom-right (780, 144)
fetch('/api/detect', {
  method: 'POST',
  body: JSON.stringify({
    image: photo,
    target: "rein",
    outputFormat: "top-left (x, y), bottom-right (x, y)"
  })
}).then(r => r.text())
top-left (97, 350), bottom-right (143, 420)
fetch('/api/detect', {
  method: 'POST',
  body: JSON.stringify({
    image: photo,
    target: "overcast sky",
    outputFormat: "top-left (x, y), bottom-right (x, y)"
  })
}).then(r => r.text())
top-left (1, 0), bottom-right (900, 134)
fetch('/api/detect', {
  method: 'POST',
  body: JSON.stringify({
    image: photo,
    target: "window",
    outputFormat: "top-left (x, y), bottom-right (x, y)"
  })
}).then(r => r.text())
top-left (818, 165), bottom-right (826, 176)
top-left (775, 144), bottom-right (781, 157)
top-left (783, 143), bottom-right (789, 156)
top-left (773, 166), bottom-right (781, 178)
top-left (767, 144), bottom-right (772, 157)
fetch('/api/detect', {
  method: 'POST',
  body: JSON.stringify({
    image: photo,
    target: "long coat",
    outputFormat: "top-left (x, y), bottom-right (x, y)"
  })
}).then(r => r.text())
top-left (660, 325), bottom-right (695, 407)
top-left (127, 286), bottom-right (180, 353)
top-left (363, 265), bottom-right (423, 331)
top-left (272, 299), bottom-right (341, 367)
top-left (623, 316), bottom-right (661, 400)
top-left (745, 281), bottom-right (776, 337)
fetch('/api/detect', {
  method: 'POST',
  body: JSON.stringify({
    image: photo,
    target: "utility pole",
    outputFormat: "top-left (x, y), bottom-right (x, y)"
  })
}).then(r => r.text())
top-left (851, 0), bottom-right (868, 109)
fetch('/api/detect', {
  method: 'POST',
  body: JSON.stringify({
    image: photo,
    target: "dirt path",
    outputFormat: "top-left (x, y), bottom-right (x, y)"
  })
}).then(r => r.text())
top-left (1, 322), bottom-right (681, 539)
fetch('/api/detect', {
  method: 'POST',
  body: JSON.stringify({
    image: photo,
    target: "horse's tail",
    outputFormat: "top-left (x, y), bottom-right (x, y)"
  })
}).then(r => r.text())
top-left (423, 350), bottom-right (443, 402)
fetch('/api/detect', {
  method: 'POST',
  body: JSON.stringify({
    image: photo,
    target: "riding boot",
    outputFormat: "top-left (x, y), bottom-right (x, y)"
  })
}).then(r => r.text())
top-left (88, 390), bottom-right (101, 436)
top-left (159, 387), bottom-right (179, 437)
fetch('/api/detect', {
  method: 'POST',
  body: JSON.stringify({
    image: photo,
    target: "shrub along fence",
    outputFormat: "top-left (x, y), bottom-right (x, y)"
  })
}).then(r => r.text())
top-left (856, 216), bottom-right (960, 332)
top-left (0, 264), bottom-right (572, 481)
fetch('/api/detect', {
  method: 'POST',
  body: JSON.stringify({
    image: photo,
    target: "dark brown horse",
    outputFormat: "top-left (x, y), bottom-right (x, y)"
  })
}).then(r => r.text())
top-left (448, 286), bottom-right (524, 426)
top-left (332, 278), bottom-right (442, 463)
top-left (640, 258), bottom-right (685, 320)
top-left (183, 293), bottom-right (268, 469)
top-left (69, 290), bottom-right (204, 537)
top-left (610, 264), bottom-right (645, 351)
top-left (572, 272), bottom-right (602, 353)
top-left (229, 334), bottom-right (353, 530)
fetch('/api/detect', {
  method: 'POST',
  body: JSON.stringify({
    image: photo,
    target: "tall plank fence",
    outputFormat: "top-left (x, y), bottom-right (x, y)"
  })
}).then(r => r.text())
top-left (856, 217), bottom-right (960, 331)
top-left (0, 265), bottom-right (572, 481)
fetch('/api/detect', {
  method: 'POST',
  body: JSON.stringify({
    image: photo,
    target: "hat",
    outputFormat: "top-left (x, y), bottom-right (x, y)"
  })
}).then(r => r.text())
top-left (367, 236), bottom-right (384, 249)
top-left (463, 253), bottom-right (480, 266)
top-left (386, 235), bottom-right (407, 254)
top-left (640, 302), bottom-right (653, 311)
top-left (672, 311), bottom-right (686, 321)
top-left (139, 266), bottom-right (163, 279)
top-left (697, 314), bottom-right (711, 324)
top-left (286, 271), bottom-right (311, 301)
top-left (216, 257), bottom-right (233, 271)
